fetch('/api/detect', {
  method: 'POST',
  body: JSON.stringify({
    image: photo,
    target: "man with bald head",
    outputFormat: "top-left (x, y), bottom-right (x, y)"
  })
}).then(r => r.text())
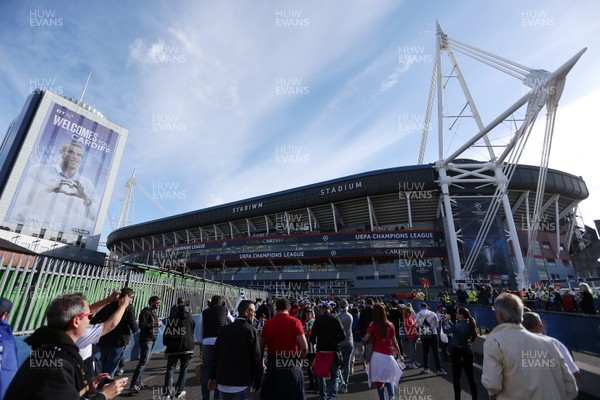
top-left (482, 293), bottom-right (577, 400)
top-left (522, 311), bottom-right (580, 380)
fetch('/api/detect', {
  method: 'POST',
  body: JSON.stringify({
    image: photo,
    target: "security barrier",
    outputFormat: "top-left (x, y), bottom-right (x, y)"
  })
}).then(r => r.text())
top-left (403, 299), bottom-right (600, 356)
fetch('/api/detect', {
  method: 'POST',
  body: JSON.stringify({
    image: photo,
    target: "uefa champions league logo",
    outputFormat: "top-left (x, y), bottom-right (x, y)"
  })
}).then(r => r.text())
top-left (472, 202), bottom-right (486, 218)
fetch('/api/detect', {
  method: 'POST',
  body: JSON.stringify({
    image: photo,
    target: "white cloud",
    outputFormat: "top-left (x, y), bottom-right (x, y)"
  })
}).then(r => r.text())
top-left (378, 63), bottom-right (411, 94)
top-left (521, 89), bottom-right (600, 225)
top-left (1, 0), bottom-right (600, 240)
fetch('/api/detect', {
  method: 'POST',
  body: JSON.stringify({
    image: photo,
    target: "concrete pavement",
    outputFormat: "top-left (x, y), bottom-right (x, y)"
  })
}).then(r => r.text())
top-left (118, 344), bottom-right (600, 400)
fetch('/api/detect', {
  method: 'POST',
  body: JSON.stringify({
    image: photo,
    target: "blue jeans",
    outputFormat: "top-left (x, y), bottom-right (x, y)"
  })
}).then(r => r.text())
top-left (202, 344), bottom-right (220, 399)
top-left (220, 387), bottom-right (251, 400)
top-left (131, 339), bottom-right (155, 386)
top-left (407, 339), bottom-right (417, 363)
top-left (164, 353), bottom-right (192, 396)
top-left (339, 345), bottom-right (353, 385)
top-left (316, 353), bottom-right (340, 400)
top-left (99, 346), bottom-right (125, 378)
top-left (377, 382), bottom-right (394, 400)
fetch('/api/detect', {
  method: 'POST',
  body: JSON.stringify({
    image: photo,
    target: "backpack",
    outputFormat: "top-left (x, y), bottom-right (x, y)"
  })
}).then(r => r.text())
top-left (419, 315), bottom-right (435, 338)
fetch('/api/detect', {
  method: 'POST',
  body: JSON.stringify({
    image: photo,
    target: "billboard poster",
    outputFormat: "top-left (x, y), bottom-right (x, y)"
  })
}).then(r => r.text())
top-left (405, 258), bottom-right (436, 286)
top-left (6, 102), bottom-right (120, 237)
top-left (456, 197), bottom-right (515, 286)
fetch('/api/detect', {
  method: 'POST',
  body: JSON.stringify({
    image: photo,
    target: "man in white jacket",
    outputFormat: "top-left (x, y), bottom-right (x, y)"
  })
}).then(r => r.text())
top-left (482, 293), bottom-right (577, 400)
top-left (522, 312), bottom-right (581, 380)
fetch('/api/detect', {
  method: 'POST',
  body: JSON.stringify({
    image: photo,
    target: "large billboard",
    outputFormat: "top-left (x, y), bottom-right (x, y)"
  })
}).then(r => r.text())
top-left (5, 102), bottom-right (120, 237)
top-left (457, 197), bottom-right (515, 286)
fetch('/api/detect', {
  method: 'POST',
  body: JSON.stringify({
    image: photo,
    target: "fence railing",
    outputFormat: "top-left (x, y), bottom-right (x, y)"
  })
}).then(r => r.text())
top-left (0, 250), bottom-right (268, 335)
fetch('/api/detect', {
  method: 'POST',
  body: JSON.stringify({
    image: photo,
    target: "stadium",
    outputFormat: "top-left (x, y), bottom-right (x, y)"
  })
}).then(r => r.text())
top-left (106, 161), bottom-right (588, 296)
top-left (107, 25), bottom-right (595, 297)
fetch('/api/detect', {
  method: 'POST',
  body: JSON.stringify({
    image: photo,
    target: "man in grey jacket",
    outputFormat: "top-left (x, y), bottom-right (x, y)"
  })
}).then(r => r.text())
top-left (336, 298), bottom-right (353, 393)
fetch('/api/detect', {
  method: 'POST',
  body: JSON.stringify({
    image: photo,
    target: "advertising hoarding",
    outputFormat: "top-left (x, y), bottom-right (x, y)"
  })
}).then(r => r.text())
top-left (6, 102), bottom-right (120, 237)
top-left (457, 197), bottom-right (515, 286)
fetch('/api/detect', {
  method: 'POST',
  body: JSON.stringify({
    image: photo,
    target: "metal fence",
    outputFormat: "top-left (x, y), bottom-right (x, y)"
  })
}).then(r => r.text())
top-left (0, 250), bottom-right (268, 334)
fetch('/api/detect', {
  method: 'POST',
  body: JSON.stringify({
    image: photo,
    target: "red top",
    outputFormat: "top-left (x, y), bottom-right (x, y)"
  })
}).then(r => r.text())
top-left (261, 312), bottom-right (304, 356)
top-left (404, 315), bottom-right (418, 341)
top-left (562, 293), bottom-right (576, 312)
top-left (367, 321), bottom-right (395, 356)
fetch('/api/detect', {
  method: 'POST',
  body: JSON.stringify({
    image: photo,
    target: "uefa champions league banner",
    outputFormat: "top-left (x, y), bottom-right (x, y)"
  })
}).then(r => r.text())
top-left (6, 102), bottom-right (119, 237)
top-left (456, 197), bottom-right (514, 286)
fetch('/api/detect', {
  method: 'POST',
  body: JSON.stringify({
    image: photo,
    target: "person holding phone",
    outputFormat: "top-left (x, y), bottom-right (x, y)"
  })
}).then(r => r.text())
top-left (91, 288), bottom-right (138, 378)
top-left (5, 294), bottom-right (128, 399)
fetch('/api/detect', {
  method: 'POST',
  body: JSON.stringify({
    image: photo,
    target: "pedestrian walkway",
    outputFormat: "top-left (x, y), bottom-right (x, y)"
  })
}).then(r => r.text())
top-left (118, 344), bottom-right (600, 399)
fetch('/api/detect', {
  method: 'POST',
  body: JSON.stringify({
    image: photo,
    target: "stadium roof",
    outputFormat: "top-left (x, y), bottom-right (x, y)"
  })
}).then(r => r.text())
top-left (107, 161), bottom-right (588, 248)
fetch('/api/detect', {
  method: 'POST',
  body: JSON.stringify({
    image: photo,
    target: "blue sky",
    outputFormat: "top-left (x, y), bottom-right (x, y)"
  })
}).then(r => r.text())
top-left (1, 0), bottom-right (599, 246)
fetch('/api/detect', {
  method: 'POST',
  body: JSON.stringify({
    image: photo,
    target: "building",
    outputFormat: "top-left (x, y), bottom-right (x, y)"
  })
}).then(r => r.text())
top-left (107, 162), bottom-right (589, 296)
top-left (0, 90), bottom-right (128, 263)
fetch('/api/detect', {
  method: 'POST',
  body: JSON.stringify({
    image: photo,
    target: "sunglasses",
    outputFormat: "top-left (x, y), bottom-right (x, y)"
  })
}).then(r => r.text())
top-left (75, 312), bottom-right (95, 321)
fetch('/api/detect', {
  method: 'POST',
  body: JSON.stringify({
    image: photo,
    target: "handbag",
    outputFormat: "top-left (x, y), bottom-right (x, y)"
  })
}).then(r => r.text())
top-left (439, 330), bottom-right (449, 343)
top-left (362, 336), bottom-right (375, 364)
top-left (313, 351), bottom-right (336, 378)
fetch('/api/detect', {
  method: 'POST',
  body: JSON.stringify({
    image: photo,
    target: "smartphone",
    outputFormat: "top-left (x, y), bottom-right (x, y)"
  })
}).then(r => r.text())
top-left (97, 377), bottom-right (114, 390)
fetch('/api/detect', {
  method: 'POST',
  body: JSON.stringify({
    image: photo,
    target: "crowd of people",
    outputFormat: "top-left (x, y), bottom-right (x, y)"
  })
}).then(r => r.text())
top-left (438, 282), bottom-right (599, 314)
top-left (0, 281), bottom-right (594, 400)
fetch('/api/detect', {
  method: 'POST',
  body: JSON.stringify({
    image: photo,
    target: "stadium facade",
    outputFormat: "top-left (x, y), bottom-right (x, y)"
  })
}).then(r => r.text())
top-left (107, 162), bottom-right (588, 296)
top-left (0, 90), bottom-right (128, 263)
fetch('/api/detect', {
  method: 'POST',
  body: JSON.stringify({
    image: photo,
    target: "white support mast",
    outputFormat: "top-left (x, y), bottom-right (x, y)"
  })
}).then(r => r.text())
top-left (419, 22), bottom-right (585, 289)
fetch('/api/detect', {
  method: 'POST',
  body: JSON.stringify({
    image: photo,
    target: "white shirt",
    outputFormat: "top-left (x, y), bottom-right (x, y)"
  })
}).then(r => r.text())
top-left (76, 323), bottom-right (104, 360)
top-left (218, 384), bottom-right (248, 393)
top-left (8, 162), bottom-right (98, 235)
top-left (539, 334), bottom-right (579, 375)
top-left (415, 309), bottom-right (438, 334)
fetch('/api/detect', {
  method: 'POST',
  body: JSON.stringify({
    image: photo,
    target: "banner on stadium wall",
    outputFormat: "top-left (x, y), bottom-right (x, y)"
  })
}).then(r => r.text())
top-left (456, 197), bottom-right (515, 287)
top-left (136, 230), bottom-right (444, 254)
top-left (169, 247), bottom-right (447, 266)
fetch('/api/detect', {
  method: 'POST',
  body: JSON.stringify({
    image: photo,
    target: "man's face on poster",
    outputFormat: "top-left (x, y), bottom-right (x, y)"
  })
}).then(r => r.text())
top-left (60, 144), bottom-right (84, 172)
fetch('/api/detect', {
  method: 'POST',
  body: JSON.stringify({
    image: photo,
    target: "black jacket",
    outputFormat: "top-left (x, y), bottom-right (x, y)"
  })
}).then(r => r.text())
top-left (456, 289), bottom-right (468, 303)
top-left (211, 317), bottom-right (263, 389)
top-left (163, 310), bottom-right (195, 355)
top-left (581, 292), bottom-right (597, 314)
top-left (359, 306), bottom-right (374, 337)
top-left (138, 306), bottom-right (159, 341)
top-left (91, 302), bottom-right (138, 348)
top-left (387, 308), bottom-right (402, 334)
top-left (4, 326), bottom-right (105, 400)
top-left (310, 311), bottom-right (345, 352)
top-left (201, 305), bottom-right (229, 339)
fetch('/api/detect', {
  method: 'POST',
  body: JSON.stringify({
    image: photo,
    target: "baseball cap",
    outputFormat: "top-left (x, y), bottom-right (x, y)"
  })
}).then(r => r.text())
top-left (0, 298), bottom-right (13, 314)
top-left (339, 299), bottom-right (349, 308)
